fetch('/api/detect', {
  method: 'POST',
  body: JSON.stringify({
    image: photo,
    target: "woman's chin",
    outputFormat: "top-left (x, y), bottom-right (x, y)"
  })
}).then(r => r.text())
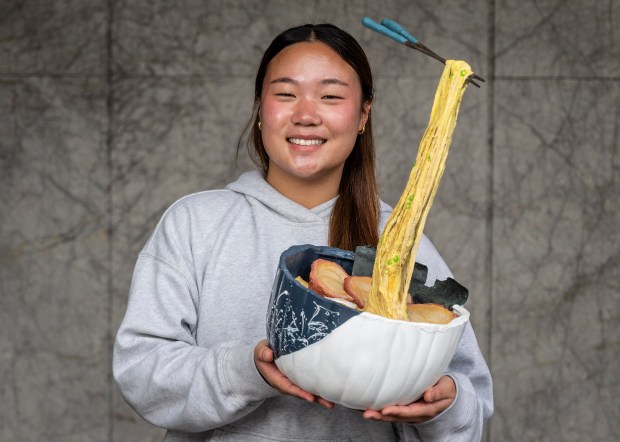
top-left (284, 163), bottom-right (326, 180)
top-left (291, 168), bottom-right (338, 183)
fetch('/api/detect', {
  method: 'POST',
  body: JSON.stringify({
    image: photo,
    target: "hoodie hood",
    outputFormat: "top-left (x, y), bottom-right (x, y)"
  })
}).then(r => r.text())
top-left (225, 171), bottom-right (337, 224)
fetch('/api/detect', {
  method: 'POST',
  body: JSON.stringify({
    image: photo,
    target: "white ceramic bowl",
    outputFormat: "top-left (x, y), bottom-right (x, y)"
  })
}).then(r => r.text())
top-left (267, 245), bottom-right (470, 410)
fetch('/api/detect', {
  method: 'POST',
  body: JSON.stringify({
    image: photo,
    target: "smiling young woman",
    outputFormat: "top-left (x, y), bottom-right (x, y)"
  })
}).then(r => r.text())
top-left (243, 24), bottom-right (379, 252)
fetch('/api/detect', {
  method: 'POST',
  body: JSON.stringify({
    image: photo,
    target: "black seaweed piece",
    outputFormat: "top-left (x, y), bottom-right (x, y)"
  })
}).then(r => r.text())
top-left (353, 246), bottom-right (429, 283)
top-left (410, 277), bottom-right (468, 309)
top-left (352, 245), bottom-right (468, 308)
top-left (351, 245), bottom-right (378, 277)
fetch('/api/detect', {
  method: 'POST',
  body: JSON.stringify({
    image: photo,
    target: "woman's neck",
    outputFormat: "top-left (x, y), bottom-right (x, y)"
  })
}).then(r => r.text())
top-left (266, 169), bottom-right (342, 209)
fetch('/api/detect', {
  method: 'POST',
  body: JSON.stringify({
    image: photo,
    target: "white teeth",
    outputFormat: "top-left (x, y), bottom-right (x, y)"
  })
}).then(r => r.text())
top-left (288, 138), bottom-right (325, 146)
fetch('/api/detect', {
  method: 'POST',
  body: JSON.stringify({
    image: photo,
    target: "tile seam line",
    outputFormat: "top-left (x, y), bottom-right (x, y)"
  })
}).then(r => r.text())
top-left (106, 0), bottom-right (115, 440)
top-left (0, 72), bottom-right (234, 78)
top-left (494, 75), bottom-right (620, 81)
top-left (1, 73), bottom-right (618, 81)
top-left (485, 0), bottom-right (495, 440)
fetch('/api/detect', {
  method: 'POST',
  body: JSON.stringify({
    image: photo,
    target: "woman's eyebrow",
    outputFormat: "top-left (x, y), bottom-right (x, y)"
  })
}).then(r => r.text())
top-left (269, 77), bottom-right (297, 85)
top-left (321, 78), bottom-right (349, 87)
top-left (269, 77), bottom-right (349, 87)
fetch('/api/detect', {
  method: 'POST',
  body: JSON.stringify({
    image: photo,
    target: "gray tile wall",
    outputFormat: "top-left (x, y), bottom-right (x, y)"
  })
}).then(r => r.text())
top-left (1, 1), bottom-right (618, 441)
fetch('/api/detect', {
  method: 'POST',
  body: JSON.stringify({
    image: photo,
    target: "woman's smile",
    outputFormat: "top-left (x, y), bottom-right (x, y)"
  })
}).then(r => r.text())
top-left (287, 137), bottom-right (326, 147)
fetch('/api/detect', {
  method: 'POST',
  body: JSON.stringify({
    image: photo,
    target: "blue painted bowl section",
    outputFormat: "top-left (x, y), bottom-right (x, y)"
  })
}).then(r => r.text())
top-left (267, 244), bottom-right (362, 359)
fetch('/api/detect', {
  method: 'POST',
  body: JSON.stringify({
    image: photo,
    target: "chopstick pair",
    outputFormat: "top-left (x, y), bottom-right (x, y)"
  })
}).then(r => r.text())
top-left (361, 17), bottom-right (485, 88)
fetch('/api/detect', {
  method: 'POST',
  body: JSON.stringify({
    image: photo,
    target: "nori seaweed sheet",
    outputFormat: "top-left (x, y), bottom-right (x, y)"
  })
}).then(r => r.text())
top-left (352, 246), bottom-right (468, 309)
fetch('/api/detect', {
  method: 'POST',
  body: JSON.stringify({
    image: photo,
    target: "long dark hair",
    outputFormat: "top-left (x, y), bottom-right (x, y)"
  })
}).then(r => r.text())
top-left (238, 23), bottom-right (379, 251)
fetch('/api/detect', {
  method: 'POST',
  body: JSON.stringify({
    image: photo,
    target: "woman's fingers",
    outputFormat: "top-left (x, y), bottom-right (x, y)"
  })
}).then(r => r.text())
top-left (316, 396), bottom-right (336, 409)
top-left (253, 340), bottom-right (333, 409)
top-left (254, 339), bottom-right (274, 363)
top-left (363, 376), bottom-right (456, 423)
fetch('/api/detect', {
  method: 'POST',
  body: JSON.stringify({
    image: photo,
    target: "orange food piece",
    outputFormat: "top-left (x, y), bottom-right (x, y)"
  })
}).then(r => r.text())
top-left (343, 276), bottom-right (372, 309)
top-left (308, 259), bottom-right (361, 306)
top-left (406, 303), bottom-right (456, 325)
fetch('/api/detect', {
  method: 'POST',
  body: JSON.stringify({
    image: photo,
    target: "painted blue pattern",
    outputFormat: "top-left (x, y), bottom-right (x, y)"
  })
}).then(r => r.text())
top-left (267, 245), bottom-right (360, 358)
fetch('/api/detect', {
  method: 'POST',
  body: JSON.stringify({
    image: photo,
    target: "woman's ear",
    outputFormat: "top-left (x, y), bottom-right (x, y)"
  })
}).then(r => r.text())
top-left (360, 100), bottom-right (372, 129)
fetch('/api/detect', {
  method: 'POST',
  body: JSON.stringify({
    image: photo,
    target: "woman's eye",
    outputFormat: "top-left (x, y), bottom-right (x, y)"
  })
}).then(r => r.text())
top-left (323, 95), bottom-right (343, 100)
top-left (275, 92), bottom-right (295, 98)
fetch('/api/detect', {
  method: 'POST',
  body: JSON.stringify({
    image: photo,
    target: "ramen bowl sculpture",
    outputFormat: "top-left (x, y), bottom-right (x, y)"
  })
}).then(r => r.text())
top-left (266, 244), bottom-right (470, 410)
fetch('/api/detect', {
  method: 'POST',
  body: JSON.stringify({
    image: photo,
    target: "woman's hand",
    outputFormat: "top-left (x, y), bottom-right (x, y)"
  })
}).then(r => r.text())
top-left (363, 375), bottom-right (456, 423)
top-left (254, 339), bottom-right (334, 409)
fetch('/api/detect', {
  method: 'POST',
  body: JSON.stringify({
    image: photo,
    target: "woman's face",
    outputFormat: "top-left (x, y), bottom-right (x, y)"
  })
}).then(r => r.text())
top-left (259, 41), bottom-right (370, 187)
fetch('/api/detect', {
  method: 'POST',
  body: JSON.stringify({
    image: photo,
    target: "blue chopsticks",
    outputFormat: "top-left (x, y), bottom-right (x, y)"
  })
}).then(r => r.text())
top-left (361, 17), bottom-right (485, 87)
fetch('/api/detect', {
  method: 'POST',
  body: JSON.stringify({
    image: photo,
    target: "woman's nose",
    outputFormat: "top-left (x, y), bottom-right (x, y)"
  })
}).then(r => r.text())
top-left (291, 98), bottom-right (321, 126)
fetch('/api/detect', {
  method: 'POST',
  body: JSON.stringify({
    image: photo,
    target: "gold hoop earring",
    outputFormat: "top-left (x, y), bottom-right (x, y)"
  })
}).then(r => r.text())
top-left (358, 125), bottom-right (365, 135)
top-left (258, 121), bottom-right (262, 131)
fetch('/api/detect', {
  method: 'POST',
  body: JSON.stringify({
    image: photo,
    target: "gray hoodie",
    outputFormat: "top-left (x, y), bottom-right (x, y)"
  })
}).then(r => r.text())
top-left (113, 171), bottom-right (493, 441)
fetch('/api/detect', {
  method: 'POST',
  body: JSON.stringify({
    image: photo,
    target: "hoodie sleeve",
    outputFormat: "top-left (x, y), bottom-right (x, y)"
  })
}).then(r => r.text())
top-left (113, 201), bottom-right (278, 432)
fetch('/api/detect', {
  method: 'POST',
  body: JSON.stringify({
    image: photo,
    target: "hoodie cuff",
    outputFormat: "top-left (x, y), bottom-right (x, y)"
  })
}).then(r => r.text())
top-left (413, 372), bottom-right (478, 439)
top-left (221, 343), bottom-right (279, 405)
